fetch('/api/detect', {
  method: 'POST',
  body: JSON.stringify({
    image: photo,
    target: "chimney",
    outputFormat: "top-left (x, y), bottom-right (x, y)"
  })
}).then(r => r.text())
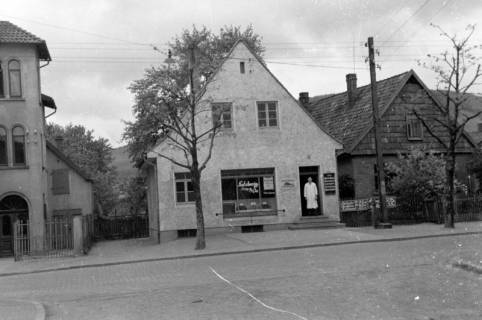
top-left (299, 92), bottom-right (309, 105)
top-left (346, 73), bottom-right (357, 106)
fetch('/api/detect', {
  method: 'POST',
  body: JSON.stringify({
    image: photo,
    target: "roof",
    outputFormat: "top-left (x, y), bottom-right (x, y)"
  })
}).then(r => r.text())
top-left (0, 21), bottom-right (51, 60)
top-left (307, 71), bottom-right (412, 153)
top-left (41, 94), bottom-right (56, 109)
top-left (46, 140), bottom-right (93, 182)
top-left (151, 40), bottom-right (342, 155)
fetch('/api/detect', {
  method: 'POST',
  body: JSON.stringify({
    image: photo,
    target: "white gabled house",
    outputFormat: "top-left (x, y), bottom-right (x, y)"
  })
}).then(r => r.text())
top-left (144, 41), bottom-right (342, 241)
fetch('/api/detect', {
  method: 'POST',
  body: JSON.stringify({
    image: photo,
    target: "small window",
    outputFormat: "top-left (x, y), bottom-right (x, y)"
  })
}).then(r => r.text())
top-left (240, 62), bottom-right (245, 74)
top-left (175, 172), bottom-right (194, 203)
top-left (0, 61), bottom-right (4, 98)
top-left (406, 115), bottom-right (422, 140)
top-left (0, 127), bottom-right (7, 165)
top-left (8, 60), bottom-right (22, 98)
top-left (12, 125), bottom-right (26, 166)
top-left (52, 169), bottom-right (70, 195)
top-left (257, 102), bottom-right (278, 128)
top-left (212, 103), bottom-right (232, 130)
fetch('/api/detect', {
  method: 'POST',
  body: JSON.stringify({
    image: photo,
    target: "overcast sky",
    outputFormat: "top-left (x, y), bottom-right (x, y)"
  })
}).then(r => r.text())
top-left (2, 0), bottom-right (482, 147)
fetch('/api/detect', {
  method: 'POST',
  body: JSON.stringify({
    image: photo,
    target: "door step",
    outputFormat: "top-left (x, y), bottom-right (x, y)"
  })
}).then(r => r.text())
top-left (288, 217), bottom-right (345, 230)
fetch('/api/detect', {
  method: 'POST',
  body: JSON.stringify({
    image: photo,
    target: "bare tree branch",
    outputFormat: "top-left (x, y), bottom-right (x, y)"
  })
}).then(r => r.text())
top-left (413, 110), bottom-right (449, 149)
top-left (152, 150), bottom-right (191, 169)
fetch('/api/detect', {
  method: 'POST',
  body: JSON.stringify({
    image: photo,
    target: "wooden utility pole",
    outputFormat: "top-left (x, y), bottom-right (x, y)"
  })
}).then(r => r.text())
top-left (367, 37), bottom-right (391, 228)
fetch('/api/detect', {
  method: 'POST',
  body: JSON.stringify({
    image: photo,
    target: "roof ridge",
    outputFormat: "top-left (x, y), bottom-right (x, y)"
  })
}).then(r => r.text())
top-left (0, 20), bottom-right (44, 42)
top-left (310, 70), bottom-right (412, 104)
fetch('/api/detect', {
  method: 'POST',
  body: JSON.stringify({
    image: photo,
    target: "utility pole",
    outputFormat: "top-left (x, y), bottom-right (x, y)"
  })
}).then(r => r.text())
top-left (367, 36), bottom-right (391, 229)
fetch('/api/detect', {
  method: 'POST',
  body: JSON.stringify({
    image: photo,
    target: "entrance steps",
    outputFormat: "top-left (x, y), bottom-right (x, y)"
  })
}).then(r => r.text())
top-left (288, 215), bottom-right (345, 230)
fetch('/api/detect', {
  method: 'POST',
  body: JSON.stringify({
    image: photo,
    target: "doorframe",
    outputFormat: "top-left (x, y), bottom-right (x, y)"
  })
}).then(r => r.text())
top-left (298, 166), bottom-right (322, 216)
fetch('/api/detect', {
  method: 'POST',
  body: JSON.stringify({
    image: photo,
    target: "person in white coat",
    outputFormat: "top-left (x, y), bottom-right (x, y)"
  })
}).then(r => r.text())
top-left (304, 177), bottom-right (318, 215)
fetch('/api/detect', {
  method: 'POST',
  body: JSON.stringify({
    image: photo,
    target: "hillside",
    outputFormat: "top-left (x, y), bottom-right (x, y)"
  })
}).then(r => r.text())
top-left (112, 145), bottom-right (138, 180)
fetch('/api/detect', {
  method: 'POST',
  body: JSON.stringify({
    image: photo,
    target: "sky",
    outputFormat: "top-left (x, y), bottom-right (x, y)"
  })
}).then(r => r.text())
top-left (2, 0), bottom-right (482, 147)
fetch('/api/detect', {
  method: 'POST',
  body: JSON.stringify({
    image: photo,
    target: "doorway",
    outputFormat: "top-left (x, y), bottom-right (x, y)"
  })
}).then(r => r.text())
top-left (299, 166), bottom-right (322, 216)
top-left (0, 195), bottom-right (28, 257)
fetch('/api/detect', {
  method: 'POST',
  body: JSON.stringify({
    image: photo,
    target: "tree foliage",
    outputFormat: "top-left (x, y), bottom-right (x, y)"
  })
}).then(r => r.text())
top-left (386, 149), bottom-right (447, 205)
top-left (46, 123), bottom-right (117, 215)
top-left (416, 24), bottom-right (482, 227)
top-left (123, 25), bottom-right (264, 163)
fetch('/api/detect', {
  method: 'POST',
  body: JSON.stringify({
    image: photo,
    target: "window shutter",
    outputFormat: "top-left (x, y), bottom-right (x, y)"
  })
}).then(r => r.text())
top-left (52, 169), bottom-right (70, 195)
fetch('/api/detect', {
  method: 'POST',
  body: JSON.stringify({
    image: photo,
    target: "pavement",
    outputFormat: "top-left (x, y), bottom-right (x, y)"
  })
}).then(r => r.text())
top-left (0, 221), bottom-right (481, 320)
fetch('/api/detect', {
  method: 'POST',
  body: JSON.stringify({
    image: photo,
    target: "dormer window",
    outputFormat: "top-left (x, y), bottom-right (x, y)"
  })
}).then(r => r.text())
top-left (8, 60), bottom-right (22, 98)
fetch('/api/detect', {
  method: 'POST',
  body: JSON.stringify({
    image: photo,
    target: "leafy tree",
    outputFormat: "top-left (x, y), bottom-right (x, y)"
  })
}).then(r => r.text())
top-left (416, 24), bottom-right (482, 228)
top-left (386, 149), bottom-right (447, 206)
top-left (46, 123), bottom-right (117, 216)
top-left (123, 25), bottom-right (264, 250)
top-left (118, 176), bottom-right (147, 216)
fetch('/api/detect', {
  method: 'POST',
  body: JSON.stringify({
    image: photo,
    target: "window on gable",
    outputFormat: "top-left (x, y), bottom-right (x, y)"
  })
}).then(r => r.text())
top-left (257, 101), bottom-right (278, 128)
top-left (175, 172), bottom-right (195, 203)
top-left (12, 125), bottom-right (26, 166)
top-left (0, 127), bottom-right (7, 165)
top-left (0, 61), bottom-right (4, 98)
top-left (240, 62), bottom-right (245, 74)
top-left (406, 114), bottom-right (423, 140)
top-left (8, 60), bottom-right (22, 98)
top-left (52, 169), bottom-right (70, 195)
top-left (212, 102), bottom-right (233, 130)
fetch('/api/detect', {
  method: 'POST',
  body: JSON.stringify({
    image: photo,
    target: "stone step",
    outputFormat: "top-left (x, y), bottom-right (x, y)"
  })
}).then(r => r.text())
top-left (288, 219), bottom-right (345, 230)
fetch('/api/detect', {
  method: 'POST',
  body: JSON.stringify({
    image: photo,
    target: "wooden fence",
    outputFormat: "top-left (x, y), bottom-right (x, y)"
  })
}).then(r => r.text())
top-left (94, 215), bottom-right (149, 240)
top-left (340, 197), bottom-right (482, 227)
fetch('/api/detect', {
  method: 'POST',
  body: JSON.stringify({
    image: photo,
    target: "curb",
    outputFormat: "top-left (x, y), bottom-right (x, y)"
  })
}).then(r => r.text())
top-left (0, 231), bottom-right (481, 278)
top-left (0, 300), bottom-right (46, 320)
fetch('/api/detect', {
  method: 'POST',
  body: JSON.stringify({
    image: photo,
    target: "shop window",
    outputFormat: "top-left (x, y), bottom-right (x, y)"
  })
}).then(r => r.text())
top-left (221, 168), bottom-right (276, 216)
top-left (406, 114), bottom-right (423, 140)
top-left (212, 103), bottom-right (232, 130)
top-left (0, 126), bottom-right (7, 165)
top-left (12, 125), bottom-right (25, 166)
top-left (8, 60), bottom-right (22, 98)
top-left (52, 169), bottom-right (70, 195)
top-left (0, 61), bottom-right (4, 98)
top-left (257, 102), bottom-right (278, 128)
top-left (175, 172), bottom-right (195, 203)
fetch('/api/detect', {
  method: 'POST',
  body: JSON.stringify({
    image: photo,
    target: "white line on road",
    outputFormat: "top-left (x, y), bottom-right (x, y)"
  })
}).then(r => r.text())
top-left (209, 266), bottom-right (309, 320)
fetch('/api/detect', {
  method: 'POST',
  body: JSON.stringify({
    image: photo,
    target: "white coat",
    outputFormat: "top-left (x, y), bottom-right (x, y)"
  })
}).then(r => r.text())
top-left (304, 182), bottom-right (318, 209)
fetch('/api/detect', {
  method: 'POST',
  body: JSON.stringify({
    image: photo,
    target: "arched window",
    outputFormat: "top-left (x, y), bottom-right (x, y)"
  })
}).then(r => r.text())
top-left (12, 126), bottom-right (26, 165)
top-left (8, 60), bottom-right (21, 98)
top-left (0, 126), bottom-right (7, 165)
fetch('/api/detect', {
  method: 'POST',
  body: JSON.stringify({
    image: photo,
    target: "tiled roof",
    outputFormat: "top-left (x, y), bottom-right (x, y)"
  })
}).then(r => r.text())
top-left (307, 71), bottom-right (412, 153)
top-left (0, 21), bottom-right (51, 60)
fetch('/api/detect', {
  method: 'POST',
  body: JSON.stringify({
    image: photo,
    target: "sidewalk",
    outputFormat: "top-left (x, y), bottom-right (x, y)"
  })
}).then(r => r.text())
top-left (1, 221), bottom-right (481, 278)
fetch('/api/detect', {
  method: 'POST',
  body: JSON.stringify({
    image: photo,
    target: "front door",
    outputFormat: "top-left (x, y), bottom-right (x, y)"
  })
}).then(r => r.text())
top-left (0, 214), bottom-right (13, 257)
top-left (299, 166), bottom-right (322, 216)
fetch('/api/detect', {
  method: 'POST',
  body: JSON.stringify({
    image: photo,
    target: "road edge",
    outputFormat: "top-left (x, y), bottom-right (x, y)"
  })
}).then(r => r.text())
top-left (1, 230), bottom-right (481, 278)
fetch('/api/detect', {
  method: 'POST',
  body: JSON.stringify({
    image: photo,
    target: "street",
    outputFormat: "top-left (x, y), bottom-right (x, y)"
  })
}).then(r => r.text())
top-left (0, 234), bottom-right (480, 320)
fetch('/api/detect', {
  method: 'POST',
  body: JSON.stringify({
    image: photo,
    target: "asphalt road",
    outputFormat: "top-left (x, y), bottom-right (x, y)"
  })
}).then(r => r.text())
top-left (0, 234), bottom-right (480, 320)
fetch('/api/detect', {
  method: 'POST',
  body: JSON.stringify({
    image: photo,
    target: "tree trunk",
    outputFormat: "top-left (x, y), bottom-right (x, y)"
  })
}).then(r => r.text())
top-left (445, 146), bottom-right (456, 228)
top-left (191, 168), bottom-right (206, 250)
